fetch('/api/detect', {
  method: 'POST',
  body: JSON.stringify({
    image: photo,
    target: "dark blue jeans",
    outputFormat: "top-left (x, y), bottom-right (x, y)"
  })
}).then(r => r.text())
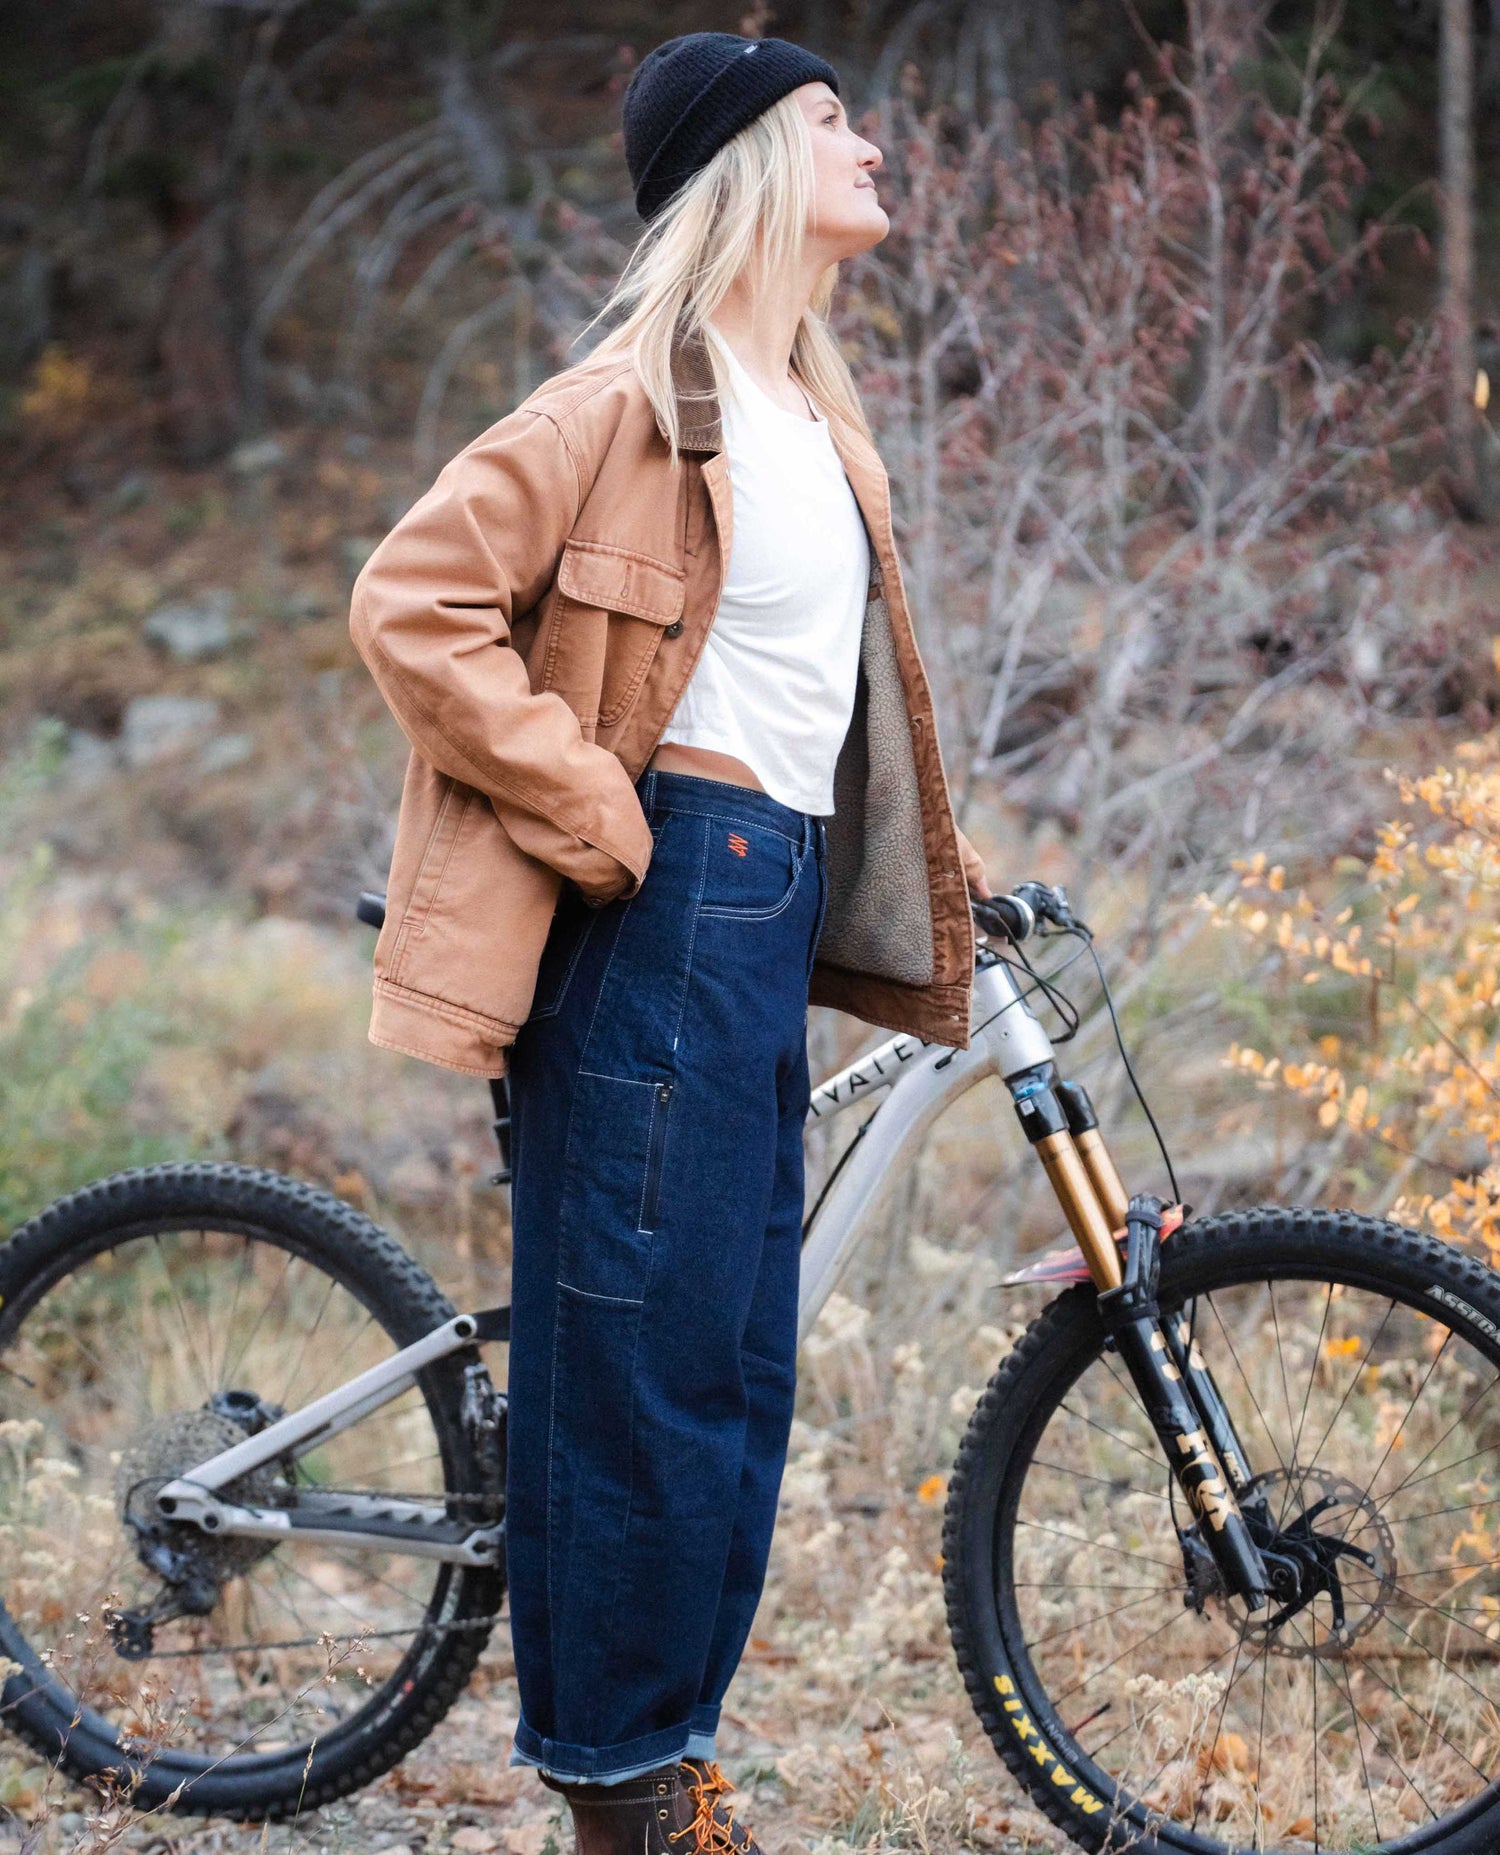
top-left (504, 769), bottom-right (827, 1783)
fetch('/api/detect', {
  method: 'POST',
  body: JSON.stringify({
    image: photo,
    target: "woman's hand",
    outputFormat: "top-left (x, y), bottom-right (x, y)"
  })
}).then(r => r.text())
top-left (955, 826), bottom-right (993, 900)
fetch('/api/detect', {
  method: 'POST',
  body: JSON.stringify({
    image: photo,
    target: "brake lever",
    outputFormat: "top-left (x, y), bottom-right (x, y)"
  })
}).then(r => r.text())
top-left (1014, 882), bottom-right (1087, 937)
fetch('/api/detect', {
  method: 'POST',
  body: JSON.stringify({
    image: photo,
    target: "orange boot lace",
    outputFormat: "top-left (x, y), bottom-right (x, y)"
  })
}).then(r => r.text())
top-left (669, 1760), bottom-right (744, 1855)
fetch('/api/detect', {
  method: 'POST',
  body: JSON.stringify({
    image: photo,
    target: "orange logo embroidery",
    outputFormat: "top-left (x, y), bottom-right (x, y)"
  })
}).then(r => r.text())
top-left (727, 833), bottom-right (748, 858)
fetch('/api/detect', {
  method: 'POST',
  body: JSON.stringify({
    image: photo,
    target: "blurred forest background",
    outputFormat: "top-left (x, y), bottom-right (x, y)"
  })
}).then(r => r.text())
top-left (5, 0), bottom-right (1500, 1849)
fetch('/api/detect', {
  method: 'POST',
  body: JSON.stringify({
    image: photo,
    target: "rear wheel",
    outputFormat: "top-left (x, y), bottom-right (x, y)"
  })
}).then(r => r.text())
top-left (0, 1164), bottom-right (504, 1819)
top-left (944, 1208), bottom-right (1500, 1854)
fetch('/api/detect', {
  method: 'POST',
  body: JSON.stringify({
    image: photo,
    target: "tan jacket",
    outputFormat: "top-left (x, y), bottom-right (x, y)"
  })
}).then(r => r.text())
top-left (349, 327), bottom-right (976, 1076)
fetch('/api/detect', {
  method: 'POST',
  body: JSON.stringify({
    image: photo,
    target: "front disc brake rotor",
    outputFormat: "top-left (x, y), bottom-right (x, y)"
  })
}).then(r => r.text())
top-left (1242, 1466), bottom-right (1397, 1656)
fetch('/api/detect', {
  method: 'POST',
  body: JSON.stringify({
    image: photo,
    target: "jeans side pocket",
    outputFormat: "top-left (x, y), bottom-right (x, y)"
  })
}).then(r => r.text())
top-left (557, 1071), bottom-right (664, 1302)
top-left (639, 1082), bottom-right (672, 1233)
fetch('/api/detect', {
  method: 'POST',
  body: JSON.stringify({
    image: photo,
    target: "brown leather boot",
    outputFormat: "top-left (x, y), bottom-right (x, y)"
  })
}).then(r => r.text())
top-left (676, 1758), bottom-right (763, 1855)
top-left (538, 1761), bottom-right (698, 1855)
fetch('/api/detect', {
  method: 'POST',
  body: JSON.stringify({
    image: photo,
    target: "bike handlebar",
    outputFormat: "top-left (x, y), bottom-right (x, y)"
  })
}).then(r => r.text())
top-left (972, 881), bottom-right (1083, 944)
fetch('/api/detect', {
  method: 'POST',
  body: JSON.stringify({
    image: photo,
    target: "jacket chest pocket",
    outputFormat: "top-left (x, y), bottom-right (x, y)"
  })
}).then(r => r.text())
top-left (547, 538), bottom-right (686, 730)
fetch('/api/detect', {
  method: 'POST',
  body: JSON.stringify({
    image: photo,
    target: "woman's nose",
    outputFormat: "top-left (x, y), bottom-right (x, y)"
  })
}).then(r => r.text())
top-left (857, 138), bottom-right (883, 174)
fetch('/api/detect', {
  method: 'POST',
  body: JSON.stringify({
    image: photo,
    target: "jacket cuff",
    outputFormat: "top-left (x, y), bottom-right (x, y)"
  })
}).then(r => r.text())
top-left (574, 808), bottom-right (654, 904)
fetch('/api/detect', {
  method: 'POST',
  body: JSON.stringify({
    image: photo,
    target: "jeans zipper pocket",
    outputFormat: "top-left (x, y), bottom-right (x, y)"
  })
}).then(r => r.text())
top-left (639, 1082), bottom-right (672, 1232)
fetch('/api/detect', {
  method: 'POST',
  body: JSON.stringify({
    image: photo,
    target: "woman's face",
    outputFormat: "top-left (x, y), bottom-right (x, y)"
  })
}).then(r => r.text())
top-left (794, 82), bottom-right (887, 261)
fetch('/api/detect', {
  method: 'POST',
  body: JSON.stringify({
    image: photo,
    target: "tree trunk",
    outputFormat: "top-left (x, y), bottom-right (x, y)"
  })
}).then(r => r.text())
top-left (147, 0), bottom-right (246, 465)
top-left (1482, 0), bottom-right (1500, 99)
top-left (1440, 0), bottom-right (1478, 510)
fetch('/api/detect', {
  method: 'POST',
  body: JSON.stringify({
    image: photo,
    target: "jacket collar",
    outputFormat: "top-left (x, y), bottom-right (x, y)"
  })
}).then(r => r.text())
top-left (664, 322), bottom-right (723, 453)
top-left (660, 321), bottom-right (889, 543)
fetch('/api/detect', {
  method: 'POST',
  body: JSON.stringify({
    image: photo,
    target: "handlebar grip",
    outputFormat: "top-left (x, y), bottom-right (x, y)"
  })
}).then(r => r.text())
top-left (974, 892), bottom-right (1037, 943)
top-left (973, 882), bottom-right (1083, 943)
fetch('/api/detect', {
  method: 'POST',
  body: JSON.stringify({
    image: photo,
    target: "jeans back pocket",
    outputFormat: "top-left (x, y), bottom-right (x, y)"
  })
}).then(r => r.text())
top-left (696, 817), bottom-right (804, 921)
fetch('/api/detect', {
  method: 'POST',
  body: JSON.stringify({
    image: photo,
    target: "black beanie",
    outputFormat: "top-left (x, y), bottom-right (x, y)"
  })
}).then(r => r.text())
top-left (622, 32), bottom-right (841, 223)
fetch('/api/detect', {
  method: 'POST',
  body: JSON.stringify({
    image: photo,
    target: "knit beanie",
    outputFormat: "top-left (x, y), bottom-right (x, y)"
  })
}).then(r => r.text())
top-left (622, 32), bottom-right (841, 223)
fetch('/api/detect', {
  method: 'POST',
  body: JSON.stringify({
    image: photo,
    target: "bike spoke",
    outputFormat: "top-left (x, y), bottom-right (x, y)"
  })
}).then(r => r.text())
top-left (152, 1232), bottom-right (215, 1402)
top-left (1203, 1289), bottom-right (1291, 1478)
top-left (1189, 1617), bottom-right (1252, 1835)
top-left (1013, 1516), bottom-right (1180, 1572)
top-left (1029, 1457), bottom-right (1170, 1501)
top-left (1026, 1587), bottom-right (1169, 1652)
top-left (1050, 1606), bottom-right (1200, 1709)
top-left (1300, 1295), bottom-right (1398, 1484)
top-left (1056, 1400), bottom-right (1162, 1472)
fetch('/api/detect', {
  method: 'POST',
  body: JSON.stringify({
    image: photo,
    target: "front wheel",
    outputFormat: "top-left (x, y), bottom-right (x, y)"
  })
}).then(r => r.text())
top-left (944, 1207), bottom-right (1500, 1854)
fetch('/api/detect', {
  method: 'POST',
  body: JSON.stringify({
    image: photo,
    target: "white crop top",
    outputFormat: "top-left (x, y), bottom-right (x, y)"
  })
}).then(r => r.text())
top-left (658, 326), bottom-right (871, 816)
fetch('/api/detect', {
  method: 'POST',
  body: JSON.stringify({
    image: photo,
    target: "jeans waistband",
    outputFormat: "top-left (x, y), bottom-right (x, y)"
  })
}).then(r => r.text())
top-left (636, 768), bottom-right (824, 857)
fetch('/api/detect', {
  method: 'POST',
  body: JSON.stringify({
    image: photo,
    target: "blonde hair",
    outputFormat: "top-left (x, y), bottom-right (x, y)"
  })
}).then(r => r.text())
top-left (582, 89), bottom-right (873, 462)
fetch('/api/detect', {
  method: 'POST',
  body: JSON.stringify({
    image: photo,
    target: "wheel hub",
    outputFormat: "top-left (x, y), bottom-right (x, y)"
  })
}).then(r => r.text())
top-left (109, 1399), bottom-right (293, 1657)
top-left (1244, 1467), bottom-right (1397, 1655)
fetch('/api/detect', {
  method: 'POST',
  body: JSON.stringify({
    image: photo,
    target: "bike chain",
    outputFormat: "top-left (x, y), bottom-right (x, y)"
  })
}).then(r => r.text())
top-left (128, 1609), bottom-right (508, 1660)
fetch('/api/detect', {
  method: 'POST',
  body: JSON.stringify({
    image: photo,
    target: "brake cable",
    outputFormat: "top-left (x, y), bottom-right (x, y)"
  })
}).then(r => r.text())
top-left (1071, 924), bottom-right (1182, 1206)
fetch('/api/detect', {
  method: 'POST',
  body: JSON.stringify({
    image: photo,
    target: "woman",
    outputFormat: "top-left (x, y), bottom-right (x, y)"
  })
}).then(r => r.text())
top-left (350, 30), bottom-right (991, 1855)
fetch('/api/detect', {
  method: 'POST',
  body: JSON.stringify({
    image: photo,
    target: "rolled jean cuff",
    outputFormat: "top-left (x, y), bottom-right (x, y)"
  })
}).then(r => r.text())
top-left (683, 1701), bottom-right (721, 1763)
top-left (509, 1713), bottom-right (692, 1785)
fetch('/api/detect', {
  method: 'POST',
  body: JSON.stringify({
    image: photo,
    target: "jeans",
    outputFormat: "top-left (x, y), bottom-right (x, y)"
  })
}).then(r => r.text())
top-left (503, 768), bottom-right (828, 1784)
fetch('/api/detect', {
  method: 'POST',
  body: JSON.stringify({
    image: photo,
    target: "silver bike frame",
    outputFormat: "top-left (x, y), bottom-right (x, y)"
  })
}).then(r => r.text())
top-left (797, 956), bottom-right (1055, 1341)
top-left (157, 955), bottom-right (1058, 1563)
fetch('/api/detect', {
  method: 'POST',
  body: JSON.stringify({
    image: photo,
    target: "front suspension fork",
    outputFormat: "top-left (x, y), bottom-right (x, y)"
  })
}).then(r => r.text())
top-left (1008, 1067), bottom-right (1270, 1609)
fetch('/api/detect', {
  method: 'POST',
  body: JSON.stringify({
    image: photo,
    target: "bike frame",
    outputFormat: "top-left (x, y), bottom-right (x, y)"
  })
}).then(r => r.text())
top-left (796, 951), bottom-right (1063, 1340)
top-left (156, 934), bottom-right (1277, 1613)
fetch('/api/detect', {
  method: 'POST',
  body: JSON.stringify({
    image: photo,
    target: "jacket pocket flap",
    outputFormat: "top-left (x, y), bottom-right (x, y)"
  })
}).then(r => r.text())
top-left (557, 540), bottom-right (685, 624)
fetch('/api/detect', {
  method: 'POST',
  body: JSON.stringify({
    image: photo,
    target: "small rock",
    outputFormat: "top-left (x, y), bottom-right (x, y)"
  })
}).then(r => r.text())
top-left (120, 694), bottom-right (221, 767)
top-left (452, 1831), bottom-right (499, 1854)
top-left (143, 589), bottom-right (243, 662)
top-left (199, 731), bottom-right (255, 774)
top-left (61, 726), bottom-right (117, 787)
top-left (228, 436), bottom-right (286, 475)
top-left (110, 470), bottom-right (155, 511)
top-left (275, 587), bottom-right (326, 626)
top-left (376, 1845), bottom-right (413, 1855)
top-left (501, 1825), bottom-right (553, 1855)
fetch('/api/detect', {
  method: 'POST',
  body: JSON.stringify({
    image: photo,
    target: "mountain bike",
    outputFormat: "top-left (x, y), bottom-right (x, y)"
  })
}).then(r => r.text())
top-left (4, 882), bottom-right (1500, 1853)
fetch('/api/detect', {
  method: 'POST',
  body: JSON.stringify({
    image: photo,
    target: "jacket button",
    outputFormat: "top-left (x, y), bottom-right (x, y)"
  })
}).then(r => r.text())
top-left (664, 621), bottom-right (684, 638)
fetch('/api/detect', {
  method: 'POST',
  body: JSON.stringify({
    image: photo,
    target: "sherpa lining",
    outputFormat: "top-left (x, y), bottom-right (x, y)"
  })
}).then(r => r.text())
top-left (819, 587), bottom-right (935, 987)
